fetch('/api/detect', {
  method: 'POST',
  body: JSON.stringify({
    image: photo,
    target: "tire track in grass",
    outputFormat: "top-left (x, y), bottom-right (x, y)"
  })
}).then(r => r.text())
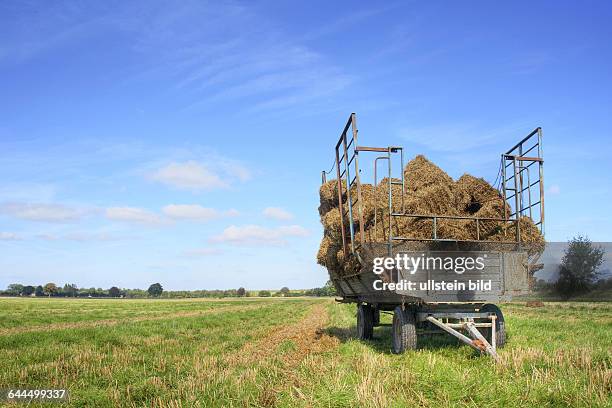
top-left (224, 302), bottom-right (340, 406)
top-left (0, 304), bottom-right (263, 336)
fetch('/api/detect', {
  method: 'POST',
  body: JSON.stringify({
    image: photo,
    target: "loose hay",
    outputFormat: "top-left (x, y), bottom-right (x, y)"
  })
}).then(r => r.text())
top-left (473, 199), bottom-right (509, 237)
top-left (374, 178), bottom-right (405, 213)
top-left (318, 180), bottom-right (343, 216)
top-left (455, 174), bottom-right (503, 214)
top-left (317, 236), bottom-right (341, 271)
top-left (404, 155), bottom-right (454, 192)
top-left (409, 183), bottom-right (459, 216)
top-left (317, 155), bottom-right (545, 280)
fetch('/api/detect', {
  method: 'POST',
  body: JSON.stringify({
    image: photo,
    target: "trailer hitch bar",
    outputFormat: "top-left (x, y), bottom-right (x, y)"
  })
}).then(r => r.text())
top-left (425, 316), bottom-right (499, 362)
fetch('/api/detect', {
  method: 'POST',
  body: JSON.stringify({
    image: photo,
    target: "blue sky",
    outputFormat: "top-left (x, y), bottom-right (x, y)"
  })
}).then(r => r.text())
top-left (1, 1), bottom-right (611, 290)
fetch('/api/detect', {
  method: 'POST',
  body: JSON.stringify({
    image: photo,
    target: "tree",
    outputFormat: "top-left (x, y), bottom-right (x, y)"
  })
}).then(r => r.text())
top-left (6, 284), bottom-right (24, 296)
top-left (323, 280), bottom-right (337, 296)
top-left (35, 285), bottom-right (44, 296)
top-left (147, 283), bottom-right (163, 297)
top-left (304, 282), bottom-right (337, 297)
top-left (63, 283), bottom-right (78, 297)
top-left (22, 285), bottom-right (35, 296)
top-left (555, 235), bottom-right (605, 299)
top-left (279, 287), bottom-right (290, 296)
top-left (258, 290), bottom-right (271, 297)
top-left (108, 286), bottom-right (122, 298)
top-left (237, 287), bottom-right (246, 297)
top-left (223, 289), bottom-right (237, 297)
top-left (43, 283), bottom-right (58, 297)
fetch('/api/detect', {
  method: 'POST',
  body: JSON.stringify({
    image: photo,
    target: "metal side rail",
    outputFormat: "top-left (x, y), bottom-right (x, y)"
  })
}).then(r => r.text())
top-left (418, 312), bottom-right (499, 362)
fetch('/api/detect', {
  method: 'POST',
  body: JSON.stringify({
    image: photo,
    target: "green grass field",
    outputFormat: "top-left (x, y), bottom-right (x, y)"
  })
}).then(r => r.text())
top-left (0, 297), bottom-right (610, 407)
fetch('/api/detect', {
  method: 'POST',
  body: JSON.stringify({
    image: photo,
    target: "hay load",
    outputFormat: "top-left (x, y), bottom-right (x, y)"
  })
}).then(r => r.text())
top-left (404, 155), bottom-right (454, 192)
top-left (455, 174), bottom-right (503, 214)
top-left (318, 179), bottom-right (343, 216)
top-left (317, 155), bottom-right (544, 278)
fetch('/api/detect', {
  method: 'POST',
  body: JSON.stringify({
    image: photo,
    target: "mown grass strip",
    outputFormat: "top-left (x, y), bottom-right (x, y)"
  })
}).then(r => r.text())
top-left (0, 298), bottom-right (278, 329)
top-left (0, 303), bottom-right (264, 336)
top-left (0, 299), bottom-right (321, 407)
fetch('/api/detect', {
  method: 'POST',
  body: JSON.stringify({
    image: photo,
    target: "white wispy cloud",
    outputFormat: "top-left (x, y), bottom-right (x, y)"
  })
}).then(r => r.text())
top-left (548, 185), bottom-right (561, 195)
top-left (162, 204), bottom-right (239, 221)
top-left (36, 232), bottom-right (122, 242)
top-left (217, 159), bottom-right (252, 182)
top-left (0, 202), bottom-right (86, 222)
top-left (297, 6), bottom-right (395, 42)
top-left (128, 3), bottom-right (355, 114)
top-left (0, 183), bottom-right (57, 202)
top-left (149, 158), bottom-right (251, 191)
top-left (399, 120), bottom-right (535, 153)
top-left (2, 2), bottom-right (357, 116)
top-left (105, 207), bottom-right (165, 225)
top-left (0, 232), bottom-right (21, 240)
top-left (262, 207), bottom-right (294, 221)
top-left (210, 224), bottom-right (309, 246)
top-left (150, 161), bottom-right (227, 191)
top-left (0, 3), bottom-right (109, 64)
top-left (225, 209), bottom-right (240, 217)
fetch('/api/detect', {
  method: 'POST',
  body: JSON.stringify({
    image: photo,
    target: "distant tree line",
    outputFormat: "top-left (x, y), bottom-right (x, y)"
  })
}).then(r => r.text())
top-left (1, 281), bottom-right (337, 299)
top-left (1, 282), bottom-right (166, 298)
top-left (303, 280), bottom-right (337, 297)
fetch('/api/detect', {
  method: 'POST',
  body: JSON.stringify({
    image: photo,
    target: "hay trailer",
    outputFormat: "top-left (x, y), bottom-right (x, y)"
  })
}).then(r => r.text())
top-left (321, 113), bottom-right (545, 360)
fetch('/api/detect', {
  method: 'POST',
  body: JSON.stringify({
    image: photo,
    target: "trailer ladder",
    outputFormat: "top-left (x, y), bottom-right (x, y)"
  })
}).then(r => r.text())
top-left (501, 127), bottom-right (545, 239)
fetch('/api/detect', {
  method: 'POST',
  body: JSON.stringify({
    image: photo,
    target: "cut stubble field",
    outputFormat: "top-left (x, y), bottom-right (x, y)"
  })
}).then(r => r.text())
top-left (0, 297), bottom-right (610, 407)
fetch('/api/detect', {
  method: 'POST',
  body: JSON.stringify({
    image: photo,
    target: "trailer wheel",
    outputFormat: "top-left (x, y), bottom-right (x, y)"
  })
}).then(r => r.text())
top-left (392, 306), bottom-right (417, 353)
top-left (373, 308), bottom-right (380, 327)
top-left (357, 304), bottom-right (374, 340)
top-left (479, 304), bottom-right (506, 348)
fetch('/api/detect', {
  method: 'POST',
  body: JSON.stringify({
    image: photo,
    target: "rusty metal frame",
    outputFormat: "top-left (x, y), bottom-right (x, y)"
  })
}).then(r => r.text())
top-left (334, 113), bottom-right (365, 257)
top-left (373, 147), bottom-right (405, 252)
top-left (423, 313), bottom-right (499, 361)
top-left (373, 156), bottom-right (389, 242)
top-left (324, 114), bottom-right (544, 258)
top-left (390, 213), bottom-right (520, 243)
top-left (501, 128), bottom-right (545, 238)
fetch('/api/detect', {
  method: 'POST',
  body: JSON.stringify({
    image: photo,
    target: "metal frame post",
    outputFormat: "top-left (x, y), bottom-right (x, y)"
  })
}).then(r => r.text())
top-left (342, 133), bottom-right (355, 252)
top-left (537, 128), bottom-right (545, 235)
top-left (387, 148), bottom-right (392, 257)
top-left (335, 148), bottom-right (347, 257)
top-left (351, 114), bottom-right (365, 247)
top-left (512, 156), bottom-right (521, 243)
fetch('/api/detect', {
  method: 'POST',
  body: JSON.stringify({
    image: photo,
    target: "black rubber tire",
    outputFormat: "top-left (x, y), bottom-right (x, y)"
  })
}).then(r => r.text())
top-left (357, 304), bottom-right (374, 340)
top-left (479, 304), bottom-right (506, 348)
top-left (392, 306), bottom-right (417, 353)
top-left (373, 308), bottom-right (380, 327)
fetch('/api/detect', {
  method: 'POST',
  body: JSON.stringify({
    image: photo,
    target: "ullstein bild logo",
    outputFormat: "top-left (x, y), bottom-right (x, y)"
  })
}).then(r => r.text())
top-left (372, 253), bottom-right (492, 292)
